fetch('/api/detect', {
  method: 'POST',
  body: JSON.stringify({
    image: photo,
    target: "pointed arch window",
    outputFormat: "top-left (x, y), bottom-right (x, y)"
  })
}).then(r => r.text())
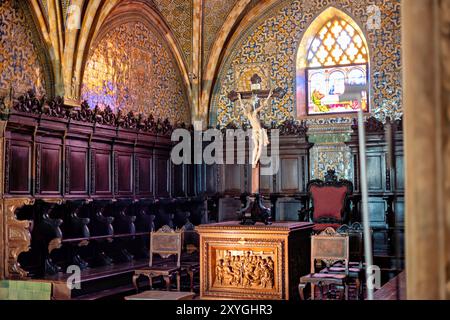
top-left (300, 14), bottom-right (370, 116)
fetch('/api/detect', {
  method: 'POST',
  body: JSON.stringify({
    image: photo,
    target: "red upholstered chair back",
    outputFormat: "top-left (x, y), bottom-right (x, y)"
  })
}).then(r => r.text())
top-left (310, 185), bottom-right (348, 221)
top-left (305, 170), bottom-right (353, 231)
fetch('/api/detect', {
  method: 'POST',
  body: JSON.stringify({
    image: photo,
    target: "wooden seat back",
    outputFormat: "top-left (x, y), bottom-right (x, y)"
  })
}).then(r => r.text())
top-left (311, 227), bottom-right (349, 274)
top-left (150, 225), bottom-right (182, 268)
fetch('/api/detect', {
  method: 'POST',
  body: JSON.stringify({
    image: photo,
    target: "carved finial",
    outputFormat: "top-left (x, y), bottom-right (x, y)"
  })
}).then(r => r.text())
top-left (324, 169), bottom-right (338, 182)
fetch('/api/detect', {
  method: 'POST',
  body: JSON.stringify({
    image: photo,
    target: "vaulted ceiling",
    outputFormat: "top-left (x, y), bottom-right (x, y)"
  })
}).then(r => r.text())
top-left (22, 0), bottom-right (282, 123)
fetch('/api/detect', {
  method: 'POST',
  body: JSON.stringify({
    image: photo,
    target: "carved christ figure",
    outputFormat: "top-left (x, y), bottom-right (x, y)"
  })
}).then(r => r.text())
top-left (237, 89), bottom-right (273, 168)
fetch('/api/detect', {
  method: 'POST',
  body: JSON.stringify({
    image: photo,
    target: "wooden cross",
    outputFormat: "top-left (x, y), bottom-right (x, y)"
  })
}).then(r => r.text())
top-left (227, 74), bottom-right (285, 225)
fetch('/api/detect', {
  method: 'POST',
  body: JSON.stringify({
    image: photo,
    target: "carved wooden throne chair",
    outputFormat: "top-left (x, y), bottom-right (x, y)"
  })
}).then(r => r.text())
top-left (299, 169), bottom-right (353, 233)
top-left (133, 226), bottom-right (182, 292)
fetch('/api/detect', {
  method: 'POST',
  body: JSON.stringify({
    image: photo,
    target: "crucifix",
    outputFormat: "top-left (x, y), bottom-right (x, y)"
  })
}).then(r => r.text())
top-left (228, 74), bottom-right (284, 225)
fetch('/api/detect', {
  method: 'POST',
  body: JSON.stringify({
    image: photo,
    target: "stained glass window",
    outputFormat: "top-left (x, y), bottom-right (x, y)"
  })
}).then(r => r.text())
top-left (306, 17), bottom-right (369, 115)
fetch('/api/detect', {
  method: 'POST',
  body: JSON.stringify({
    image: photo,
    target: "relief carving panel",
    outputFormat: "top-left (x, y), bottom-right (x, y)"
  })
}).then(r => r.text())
top-left (4, 198), bottom-right (35, 278)
top-left (214, 250), bottom-right (275, 289)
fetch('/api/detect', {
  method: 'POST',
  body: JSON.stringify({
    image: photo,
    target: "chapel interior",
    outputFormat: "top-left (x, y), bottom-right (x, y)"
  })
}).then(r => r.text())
top-left (0, 0), bottom-right (448, 301)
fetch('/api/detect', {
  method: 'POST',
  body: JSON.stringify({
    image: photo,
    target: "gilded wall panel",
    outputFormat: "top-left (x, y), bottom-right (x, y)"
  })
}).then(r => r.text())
top-left (81, 21), bottom-right (190, 124)
top-left (0, 0), bottom-right (46, 97)
top-left (211, 0), bottom-right (402, 127)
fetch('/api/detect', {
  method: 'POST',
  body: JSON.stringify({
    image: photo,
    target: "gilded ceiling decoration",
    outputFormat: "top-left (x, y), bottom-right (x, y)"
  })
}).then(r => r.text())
top-left (61, 0), bottom-right (72, 27)
top-left (211, 0), bottom-right (402, 127)
top-left (203, 0), bottom-right (238, 68)
top-left (0, 0), bottom-right (46, 97)
top-left (154, 0), bottom-right (193, 67)
top-left (81, 20), bottom-right (190, 124)
top-left (39, 0), bottom-right (49, 19)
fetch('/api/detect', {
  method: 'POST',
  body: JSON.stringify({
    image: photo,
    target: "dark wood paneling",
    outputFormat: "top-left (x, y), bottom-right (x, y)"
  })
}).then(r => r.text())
top-left (395, 197), bottom-right (405, 226)
top-left (279, 157), bottom-right (301, 193)
top-left (368, 198), bottom-right (387, 228)
top-left (155, 157), bottom-right (170, 197)
top-left (173, 164), bottom-right (185, 197)
top-left (4, 107), bottom-right (175, 201)
top-left (275, 197), bottom-right (302, 221)
top-left (68, 148), bottom-right (88, 194)
top-left (185, 164), bottom-right (195, 196)
top-left (94, 151), bottom-right (111, 194)
top-left (8, 143), bottom-right (31, 194)
top-left (223, 164), bottom-right (244, 194)
top-left (136, 155), bottom-right (153, 196)
top-left (205, 164), bottom-right (217, 195)
top-left (367, 155), bottom-right (384, 191)
top-left (39, 145), bottom-right (61, 194)
top-left (259, 163), bottom-right (273, 194)
top-left (218, 197), bottom-right (242, 222)
top-left (395, 155), bottom-right (404, 191)
top-left (117, 154), bottom-right (133, 194)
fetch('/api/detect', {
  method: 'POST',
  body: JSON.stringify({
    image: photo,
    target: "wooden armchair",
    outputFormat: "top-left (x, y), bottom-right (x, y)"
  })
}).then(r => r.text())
top-left (299, 169), bottom-right (353, 233)
top-left (317, 223), bottom-right (365, 299)
top-left (133, 226), bottom-right (182, 292)
top-left (299, 227), bottom-right (350, 300)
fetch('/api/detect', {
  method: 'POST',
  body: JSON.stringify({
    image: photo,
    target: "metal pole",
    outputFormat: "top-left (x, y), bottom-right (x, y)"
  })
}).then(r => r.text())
top-left (357, 109), bottom-right (374, 300)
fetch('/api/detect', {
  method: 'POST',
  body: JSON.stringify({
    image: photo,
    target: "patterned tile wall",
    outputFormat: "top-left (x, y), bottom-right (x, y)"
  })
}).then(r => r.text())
top-left (211, 0), bottom-right (402, 127)
top-left (81, 21), bottom-right (190, 124)
top-left (0, 0), bottom-right (46, 96)
top-left (154, 0), bottom-right (193, 68)
top-left (202, 0), bottom-right (238, 68)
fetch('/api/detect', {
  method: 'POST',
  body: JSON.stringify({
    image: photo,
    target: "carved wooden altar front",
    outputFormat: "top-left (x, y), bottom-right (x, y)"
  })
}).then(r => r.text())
top-left (197, 221), bottom-right (313, 300)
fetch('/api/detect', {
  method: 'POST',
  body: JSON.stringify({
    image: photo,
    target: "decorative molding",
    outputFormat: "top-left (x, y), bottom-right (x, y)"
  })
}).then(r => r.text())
top-left (12, 91), bottom-right (180, 136)
top-left (90, 149), bottom-right (96, 195)
top-left (277, 120), bottom-right (308, 137)
top-left (201, 237), bottom-right (285, 300)
top-left (113, 152), bottom-right (119, 195)
top-left (5, 198), bottom-right (35, 278)
top-left (214, 250), bottom-right (275, 289)
top-left (351, 116), bottom-right (385, 134)
top-left (35, 144), bottom-right (42, 194)
top-left (135, 155), bottom-right (140, 195)
top-left (65, 146), bottom-right (70, 194)
top-left (386, 156), bottom-right (392, 191)
top-left (4, 140), bottom-right (10, 194)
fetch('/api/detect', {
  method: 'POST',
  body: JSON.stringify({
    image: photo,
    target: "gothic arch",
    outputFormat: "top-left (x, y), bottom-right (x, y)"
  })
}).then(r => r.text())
top-left (204, 0), bottom-right (281, 126)
top-left (74, 1), bottom-right (191, 112)
top-left (80, 3), bottom-right (191, 123)
top-left (295, 7), bottom-right (370, 118)
top-left (14, 1), bottom-right (55, 97)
